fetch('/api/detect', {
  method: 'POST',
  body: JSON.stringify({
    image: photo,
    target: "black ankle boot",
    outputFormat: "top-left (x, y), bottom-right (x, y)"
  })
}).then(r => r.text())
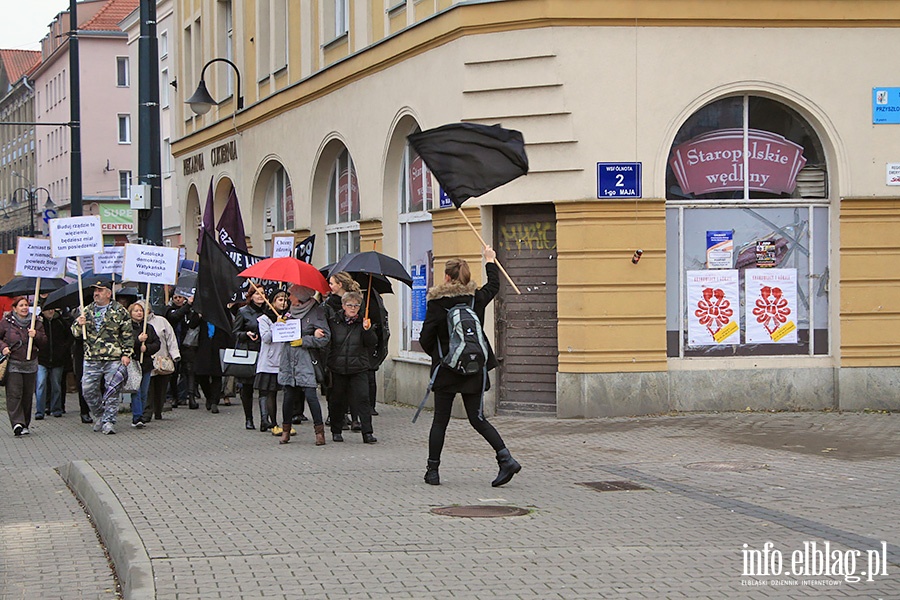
top-left (424, 459), bottom-right (440, 485)
top-left (491, 449), bottom-right (521, 487)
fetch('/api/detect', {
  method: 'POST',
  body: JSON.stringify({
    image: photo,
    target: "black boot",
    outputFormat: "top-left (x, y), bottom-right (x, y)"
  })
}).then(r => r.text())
top-left (245, 418), bottom-right (254, 430)
top-left (424, 460), bottom-right (440, 485)
top-left (491, 449), bottom-right (521, 487)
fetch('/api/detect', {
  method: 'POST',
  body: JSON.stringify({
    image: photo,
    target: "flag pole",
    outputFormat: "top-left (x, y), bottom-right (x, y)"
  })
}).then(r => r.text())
top-left (455, 207), bottom-right (521, 294)
top-left (364, 240), bottom-right (375, 321)
top-left (141, 281), bottom-right (150, 362)
top-left (27, 278), bottom-right (39, 360)
top-left (247, 280), bottom-right (280, 316)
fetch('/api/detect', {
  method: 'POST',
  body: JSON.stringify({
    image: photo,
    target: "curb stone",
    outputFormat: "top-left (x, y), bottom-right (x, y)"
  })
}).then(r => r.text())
top-left (59, 459), bottom-right (155, 600)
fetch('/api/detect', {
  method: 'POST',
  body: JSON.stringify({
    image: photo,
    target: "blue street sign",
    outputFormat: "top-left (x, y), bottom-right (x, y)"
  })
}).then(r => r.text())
top-left (873, 88), bottom-right (900, 124)
top-left (597, 162), bottom-right (642, 198)
top-left (438, 188), bottom-right (453, 209)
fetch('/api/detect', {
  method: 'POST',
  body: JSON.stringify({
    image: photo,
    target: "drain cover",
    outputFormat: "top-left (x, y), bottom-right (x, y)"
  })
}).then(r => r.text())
top-left (431, 505), bottom-right (530, 518)
top-left (685, 461), bottom-right (768, 472)
top-left (579, 481), bottom-right (650, 492)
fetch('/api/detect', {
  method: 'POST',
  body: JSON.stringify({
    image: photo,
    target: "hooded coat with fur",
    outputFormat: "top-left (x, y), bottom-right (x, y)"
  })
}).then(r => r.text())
top-left (419, 262), bottom-right (499, 394)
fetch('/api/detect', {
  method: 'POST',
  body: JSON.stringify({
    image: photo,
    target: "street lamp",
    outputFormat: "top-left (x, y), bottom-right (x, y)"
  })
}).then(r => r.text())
top-left (12, 187), bottom-right (53, 237)
top-left (185, 58), bottom-right (244, 116)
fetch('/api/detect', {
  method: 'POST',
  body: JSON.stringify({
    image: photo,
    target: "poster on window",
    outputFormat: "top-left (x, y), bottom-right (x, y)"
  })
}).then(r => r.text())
top-left (745, 268), bottom-right (798, 344)
top-left (411, 263), bottom-right (428, 341)
top-left (687, 270), bottom-right (740, 346)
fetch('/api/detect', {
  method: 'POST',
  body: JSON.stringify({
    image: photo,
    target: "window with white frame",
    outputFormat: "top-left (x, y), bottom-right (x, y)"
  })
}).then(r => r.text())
top-left (119, 171), bottom-right (131, 199)
top-left (665, 95), bottom-right (830, 359)
top-left (116, 57), bottom-right (129, 87)
top-left (117, 114), bottom-right (131, 143)
top-left (334, 0), bottom-right (349, 38)
top-left (326, 149), bottom-right (360, 264)
top-left (399, 139), bottom-right (433, 353)
top-left (263, 165), bottom-right (294, 254)
top-left (161, 69), bottom-right (169, 108)
top-left (159, 30), bottom-right (168, 58)
top-left (219, 0), bottom-right (234, 95)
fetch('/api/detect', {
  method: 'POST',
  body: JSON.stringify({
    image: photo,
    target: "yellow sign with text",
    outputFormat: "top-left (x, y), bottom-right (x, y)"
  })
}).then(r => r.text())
top-left (713, 320), bottom-right (739, 343)
top-left (771, 321), bottom-right (796, 342)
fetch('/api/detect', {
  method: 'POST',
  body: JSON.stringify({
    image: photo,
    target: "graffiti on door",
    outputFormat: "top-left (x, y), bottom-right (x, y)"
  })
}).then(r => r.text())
top-left (498, 222), bottom-right (557, 252)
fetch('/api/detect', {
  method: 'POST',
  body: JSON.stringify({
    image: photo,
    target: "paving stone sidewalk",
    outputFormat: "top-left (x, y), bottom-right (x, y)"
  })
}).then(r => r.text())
top-left (2, 395), bottom-right (899, 599)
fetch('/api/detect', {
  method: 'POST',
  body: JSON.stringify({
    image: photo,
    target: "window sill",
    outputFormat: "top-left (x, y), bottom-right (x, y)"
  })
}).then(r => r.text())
top-left (273, 65), bottom-right (287, 77)
top-left (394, 351), bottom-right (431, 366)
top-left (387, 2), bottom-right (405, 16)
top-left (322, 32), bottom-right (348, 51)
top-left (257, 74), bottom-right (270, 85)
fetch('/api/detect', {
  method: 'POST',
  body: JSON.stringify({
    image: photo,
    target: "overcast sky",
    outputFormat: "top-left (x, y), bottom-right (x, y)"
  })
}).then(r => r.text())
top-left (0, 0), bottom-right (70, 51)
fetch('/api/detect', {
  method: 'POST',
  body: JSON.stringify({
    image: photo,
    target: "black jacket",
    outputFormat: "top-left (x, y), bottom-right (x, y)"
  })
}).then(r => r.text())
top-left (326, 310), bottom-right (377, 375)
top-left (38, 313), bottom-right (72, 368)
top-left (131, 319), bottom-right (162, 374)
top-left (232, 302), bottom-right (265, 352)
top-left (419, 262), bottom-right (499, 394)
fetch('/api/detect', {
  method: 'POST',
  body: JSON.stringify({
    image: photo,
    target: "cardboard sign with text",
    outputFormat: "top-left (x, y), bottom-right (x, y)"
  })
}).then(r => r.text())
top-left (15, 238), bottom-right (66, 278)
top-left (49, 216), bottom-right (103, 258)
top-left (122, 244), bottom-right (180, 285)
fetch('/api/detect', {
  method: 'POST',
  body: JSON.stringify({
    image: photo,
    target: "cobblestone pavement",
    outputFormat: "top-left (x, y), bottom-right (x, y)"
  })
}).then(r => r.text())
top-left (2, 394), bottom-right (899, 599)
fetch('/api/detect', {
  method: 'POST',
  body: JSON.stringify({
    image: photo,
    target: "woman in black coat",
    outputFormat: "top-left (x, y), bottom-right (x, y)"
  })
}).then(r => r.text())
top-left (193, 317), bottom-right (231, 414)
top-left (232, 288), bottom-right (266, 430)
top-left (418, 246), bottom-right (520, 487)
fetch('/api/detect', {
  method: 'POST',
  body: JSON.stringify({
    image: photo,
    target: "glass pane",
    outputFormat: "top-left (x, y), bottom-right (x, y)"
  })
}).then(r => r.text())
top-left (812, 206), bottom-right (829, 354)
top-left (408, 153), bottom-right (430, 213)
top-left (350, 230), bottom-right (360, 254)
top-left (407, 220), bottom-right (432, 353)
top-left (665, 207), bottom-right (681, 357)
top-left (338, 231), bottom-right (349, 260)
top-left (666, 97), bottom-right (743, 200)
top-left (327, 165), bottom-right (337, 225)
top-left (681, 206), bottom-right (816, 357)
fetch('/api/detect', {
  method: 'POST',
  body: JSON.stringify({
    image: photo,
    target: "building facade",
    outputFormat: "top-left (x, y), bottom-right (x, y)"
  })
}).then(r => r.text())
top-left (34, 0), bottom-right (139, 244)
top-left (0, 49), bottom-right (41, 250)
top-left (172, 0), bottom-right (900, 417)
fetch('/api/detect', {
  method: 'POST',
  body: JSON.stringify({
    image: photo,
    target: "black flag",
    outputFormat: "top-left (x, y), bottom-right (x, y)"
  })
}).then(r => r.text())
top-left (294, 234), bottom-right (315, 263)
top-left (407, 123), bottom-right (529, 208)
top-left (195, 229), bottom-right (242, 333)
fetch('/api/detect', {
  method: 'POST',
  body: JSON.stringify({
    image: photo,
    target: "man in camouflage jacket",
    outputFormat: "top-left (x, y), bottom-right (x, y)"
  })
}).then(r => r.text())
top-left (72, 281), bottom-right (135, 434)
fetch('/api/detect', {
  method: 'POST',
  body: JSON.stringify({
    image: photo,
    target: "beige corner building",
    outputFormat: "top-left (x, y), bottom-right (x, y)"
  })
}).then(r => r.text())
top-left (172, 0), bottom-right (900, 417)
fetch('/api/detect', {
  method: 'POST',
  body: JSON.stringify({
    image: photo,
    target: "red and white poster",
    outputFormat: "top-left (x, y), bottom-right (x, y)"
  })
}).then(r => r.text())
top-left (745, 268), bottom-right (798, 344)
top-left (687, 270), bottom-right (740, 346)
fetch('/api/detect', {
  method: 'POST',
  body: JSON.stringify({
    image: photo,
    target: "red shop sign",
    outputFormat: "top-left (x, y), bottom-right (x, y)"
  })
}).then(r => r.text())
top-left (669, 128), bottom-right (807, 196)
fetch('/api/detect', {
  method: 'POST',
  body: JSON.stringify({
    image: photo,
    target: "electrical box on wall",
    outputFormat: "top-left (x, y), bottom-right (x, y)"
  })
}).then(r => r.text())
top-left (130, 184), bottom-right (151, 210)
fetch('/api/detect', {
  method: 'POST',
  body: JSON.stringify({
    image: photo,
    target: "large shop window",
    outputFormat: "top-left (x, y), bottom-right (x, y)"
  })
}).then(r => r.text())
top-left (398, 140), bottom-right (433, 354)
top-left (665, 96), bottom-right (830, 358)
top-left (263, 165), bottom-right (293, 255)
top-left (326, 149), bottom-right (360, 264)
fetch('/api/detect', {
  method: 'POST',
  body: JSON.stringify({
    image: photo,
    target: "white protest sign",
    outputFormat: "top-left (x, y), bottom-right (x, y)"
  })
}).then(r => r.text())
top-left (271, 319), bottom-right (301, 343)
top-left (15, 238), bottom-right (66, 278)
top-left (272, 236), bottom-right (295, 258)
top-left (49, 216), bottom-right (103, 257)
top-left (122, 244), bottom-right (180, 285)
top-left (93, 246), bottom-right (125, 275)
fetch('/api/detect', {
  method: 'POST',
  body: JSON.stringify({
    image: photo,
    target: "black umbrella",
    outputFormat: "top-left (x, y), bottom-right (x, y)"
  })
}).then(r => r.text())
top-left (0, 276), bottom-right (67, 297)
top-left (320, 263), bottom-right (395, 295)
top-left (41, 275), bottom-right (112, 311)
top-left (328, 251), bottom-right (413, 288)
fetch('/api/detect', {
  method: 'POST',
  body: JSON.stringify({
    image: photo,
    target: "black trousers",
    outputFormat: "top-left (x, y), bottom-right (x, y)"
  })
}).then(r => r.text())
top-left (329, 371), bottom-right (372, 435)
top-left (368, 369), bottom-right (377, 411)
top-left (143, 374), bottom-right (170, 421)
top-left (428, 390), bottom-right (505, 462)
top-left (196, 375), bottom-right (222, 407)
top-left (282, 386), bottom-right (322, 426)
top-left (238, 377), bottom-right (255, 420)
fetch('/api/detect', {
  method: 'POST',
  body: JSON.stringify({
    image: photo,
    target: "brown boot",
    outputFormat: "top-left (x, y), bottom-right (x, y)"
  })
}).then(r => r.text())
top-left (314, 424), bottom-right (326, 446)
top-left (279, 423), bottom-right (291, 444)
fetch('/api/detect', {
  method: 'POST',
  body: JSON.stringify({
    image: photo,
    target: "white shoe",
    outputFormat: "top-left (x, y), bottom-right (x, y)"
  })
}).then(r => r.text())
top-left (93, 420), bottom-right (104, 432)
top-left (13, 424), bottom-right (23, 436)
top-left (20, 427), bottom-right (30, 435)
top-left (101, 422), bottom-right (116, 435)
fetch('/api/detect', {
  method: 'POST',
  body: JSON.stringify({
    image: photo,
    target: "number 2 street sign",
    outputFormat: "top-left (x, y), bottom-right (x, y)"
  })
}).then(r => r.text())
top-left (597, 162), bottom-right (642, 199)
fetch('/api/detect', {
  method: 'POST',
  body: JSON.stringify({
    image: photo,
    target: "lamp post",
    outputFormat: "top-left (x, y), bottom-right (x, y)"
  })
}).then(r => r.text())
top-left (12, 186), bottom-right (53, 237)
top-left (185, 58), bottom-right (244, 115)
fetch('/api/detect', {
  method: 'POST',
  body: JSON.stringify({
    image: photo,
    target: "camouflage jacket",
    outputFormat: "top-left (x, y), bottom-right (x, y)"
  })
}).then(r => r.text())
top-left (71, 302), bottom-right (135, 361)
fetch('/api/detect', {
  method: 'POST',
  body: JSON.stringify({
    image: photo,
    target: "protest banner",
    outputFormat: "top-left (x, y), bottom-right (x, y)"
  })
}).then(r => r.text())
top-left (272, 236), bottom-right (295, 258)
top-left (123, 244), bottom-right (180, 359)
top-left (271, 320), bottom-right (301, 343)
top-left (93, 246), bottom-right (125, 275)
top-left (49, 216), bottom-right (104, 338)
top-left (15, 238), bottom-right (66, 359)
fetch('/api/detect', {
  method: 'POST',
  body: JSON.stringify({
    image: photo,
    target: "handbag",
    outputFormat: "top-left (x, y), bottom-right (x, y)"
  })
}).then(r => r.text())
top-left (0, 340), bottom-right (22, 386)
top-left (182, 327), bottom-right (199, 348)
top-left (309, 347), bottom-right (329, 385)
top-left (153, 355), bottom-right (176, 376)
top-left (121, 359), bottom-right (143, 393)
top-left (219, 348), bottom-right (258, 379)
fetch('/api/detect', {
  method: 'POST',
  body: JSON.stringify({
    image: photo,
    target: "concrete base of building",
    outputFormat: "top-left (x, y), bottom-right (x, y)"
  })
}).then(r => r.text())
top-left (557, 371), bottom-right (670, 418)
top-left (838, 367), bottom-right (900, 411)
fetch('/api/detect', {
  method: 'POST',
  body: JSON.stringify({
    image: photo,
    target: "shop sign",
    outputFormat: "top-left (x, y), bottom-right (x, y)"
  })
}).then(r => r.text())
top-left (211, 140), bottom-right (238, 166)
top-left (98, 203), bottom-right (135, 233)
top-left (669, 129), bottom-right (806, 196)
top-left (183, 152), bottom-right (204, 175)
top-left (597, 163), bottom-right (642, 198)
top-left (873, 88), bottom-right (900, 124)
top-left (887, 163), bottom-right (900, 186)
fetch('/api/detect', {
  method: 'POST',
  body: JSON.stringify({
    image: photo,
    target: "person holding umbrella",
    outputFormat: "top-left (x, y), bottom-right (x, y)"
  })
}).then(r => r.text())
top-left (0, 296), bottom-right (47, 436)
top-left (277, 284), bottom-right (330, 446)
top-left (418, 246), bottom-right (521, 487)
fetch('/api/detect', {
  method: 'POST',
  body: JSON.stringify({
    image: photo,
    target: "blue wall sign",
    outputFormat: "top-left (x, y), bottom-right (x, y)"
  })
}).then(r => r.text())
top-left (597, 163), bottom-right (642, 198)
top-left (873, 88), bottom-right (900, 124)
top-left (438, 188), bottom-right (453, 209)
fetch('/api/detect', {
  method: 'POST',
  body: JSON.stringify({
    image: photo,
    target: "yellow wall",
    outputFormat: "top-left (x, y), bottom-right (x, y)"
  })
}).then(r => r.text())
top-left (431, 207), bottom-right (485, 286)
top-left (840, 198), bottom-right (900, 367)
top-left (556, 201), bottom-right (667, 373)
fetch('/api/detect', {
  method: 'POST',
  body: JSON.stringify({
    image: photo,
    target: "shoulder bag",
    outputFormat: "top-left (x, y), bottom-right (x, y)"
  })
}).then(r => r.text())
top-left (219, 347), bottom-right (258, 379)
top-left (121, 359), bottom-right (144, 393)
top-left (153, 355), bottom-right (176, 376)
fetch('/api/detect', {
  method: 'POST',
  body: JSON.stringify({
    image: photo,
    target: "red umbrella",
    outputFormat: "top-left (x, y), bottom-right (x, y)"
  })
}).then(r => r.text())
top-left (238, 257), bottom-right (330, 295)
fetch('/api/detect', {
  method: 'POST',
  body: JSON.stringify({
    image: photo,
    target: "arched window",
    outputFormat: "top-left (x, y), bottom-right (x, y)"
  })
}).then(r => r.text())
top-left (263, 165), bottom-right (293, 254)
top-left (325, 148), bottom-right (360, 263)
top-left (665, 95), bottom-right (830, 358)
top-left (398, 138), bottom-right (433, 353)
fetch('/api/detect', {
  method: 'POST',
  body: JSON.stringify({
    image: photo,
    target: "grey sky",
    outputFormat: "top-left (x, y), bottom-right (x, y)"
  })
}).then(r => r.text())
top-left (0, 0), bottom-right (69, 51)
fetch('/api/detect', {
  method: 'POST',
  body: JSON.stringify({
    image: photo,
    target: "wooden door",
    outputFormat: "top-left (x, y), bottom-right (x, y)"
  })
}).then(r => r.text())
top-left (493, 204), bottom-right (558, 416)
